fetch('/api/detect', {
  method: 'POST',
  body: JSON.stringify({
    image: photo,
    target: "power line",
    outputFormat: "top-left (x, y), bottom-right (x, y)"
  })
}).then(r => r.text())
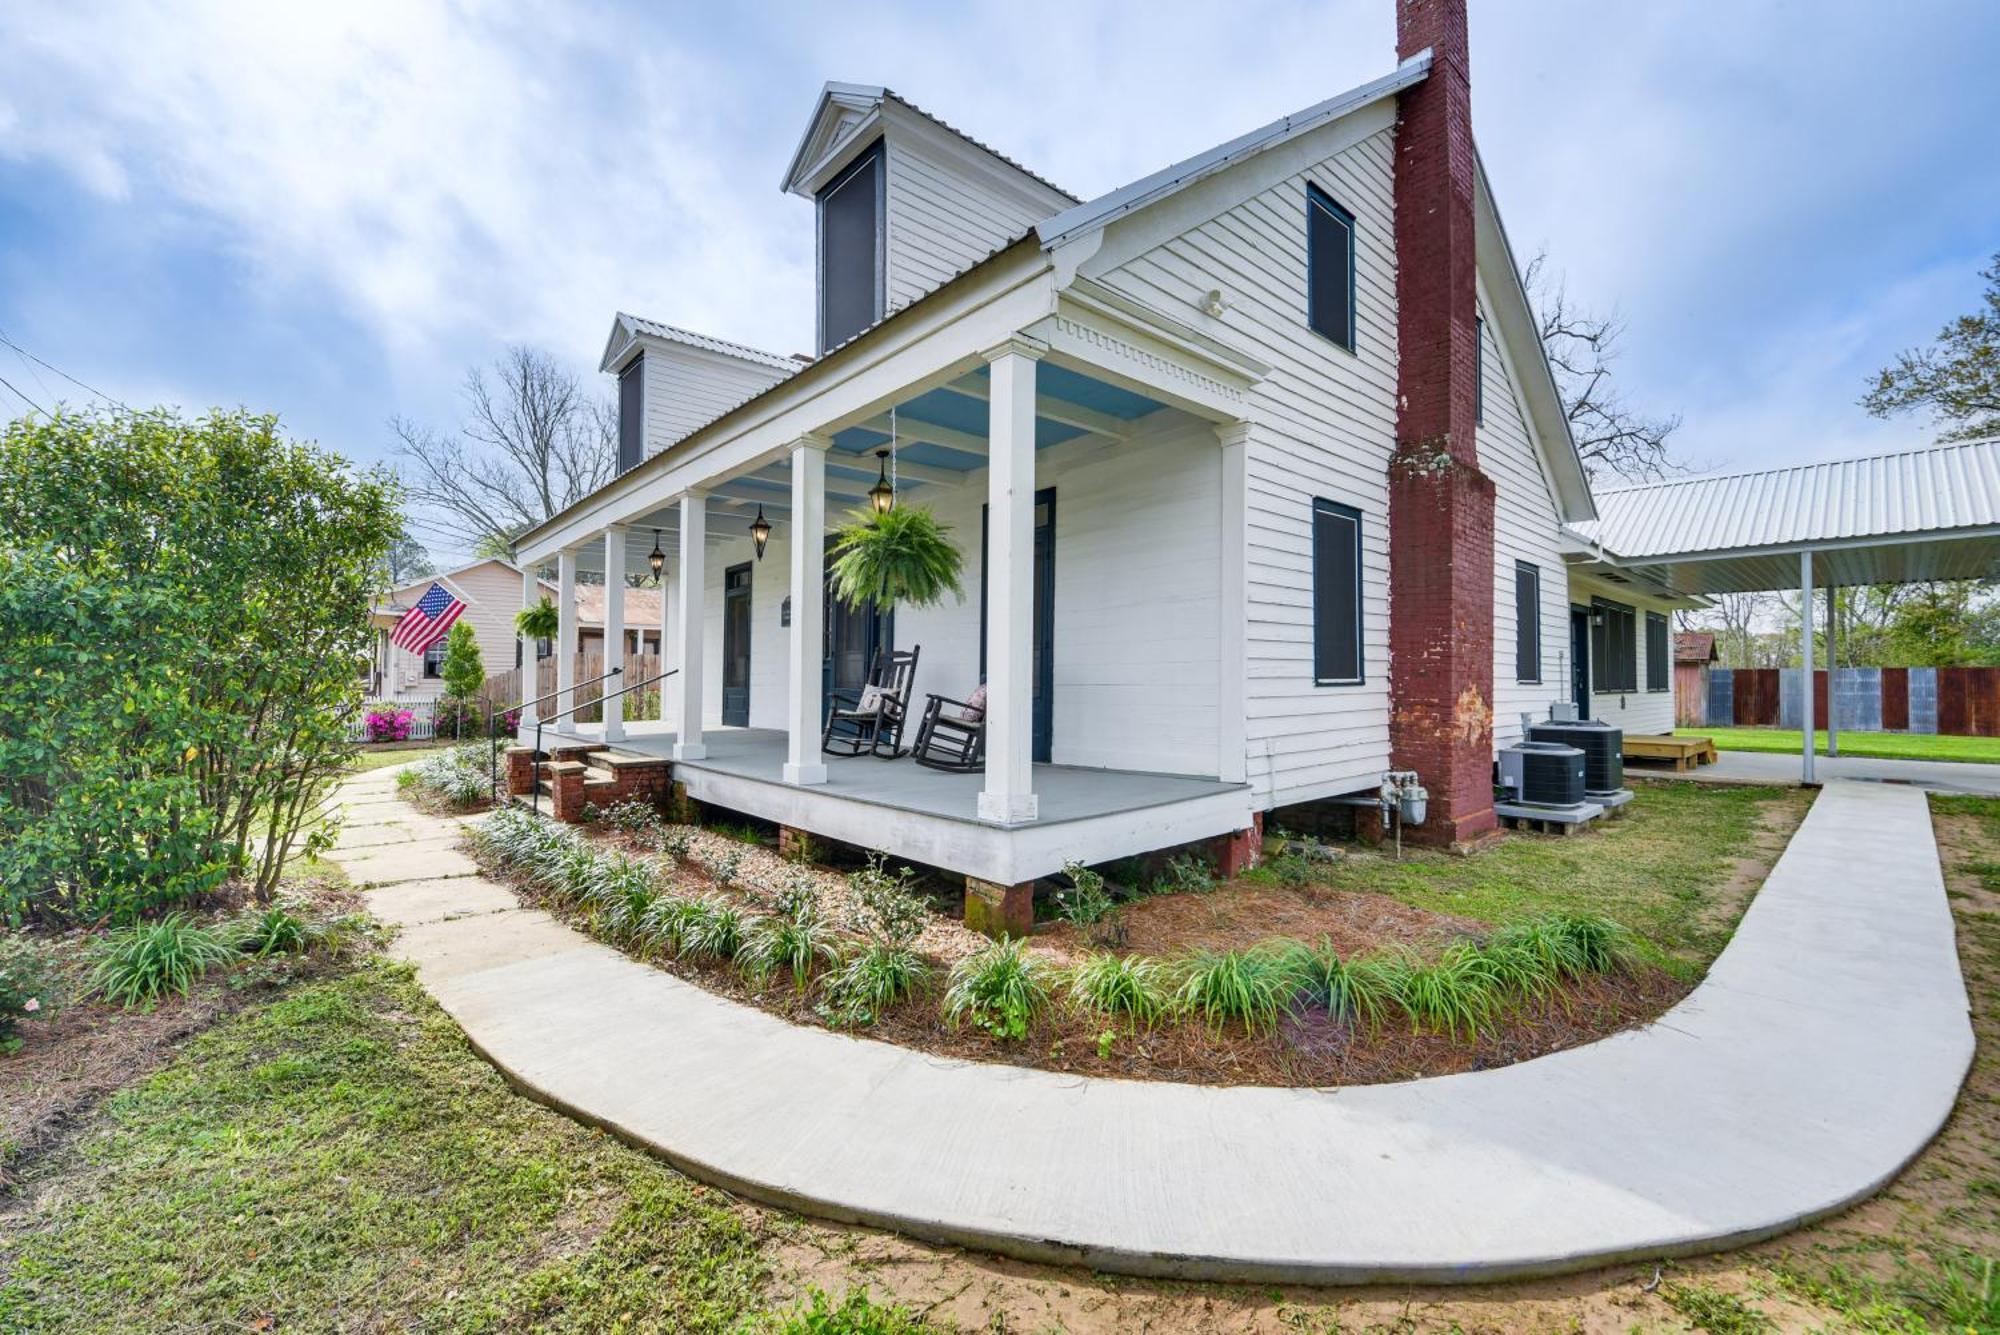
top-left (0, 370), bottom-right (45, 415)
top-left (0, 328), bottom-right (127, 409)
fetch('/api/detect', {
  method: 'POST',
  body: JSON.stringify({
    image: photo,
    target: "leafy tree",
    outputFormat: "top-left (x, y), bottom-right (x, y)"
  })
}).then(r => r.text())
top-left (380, 529), bottom-right (434, 586)
top-left (393, 346), bottom-right (614, 560)
top-left (439, 621), bottom-right (485, 700)
top-left (1864, 252), bottom-right (2000, 441)
top-left (1883, 582), bottom-right (1984, 667)
top-left (0, 408), bottom-right (398, 923)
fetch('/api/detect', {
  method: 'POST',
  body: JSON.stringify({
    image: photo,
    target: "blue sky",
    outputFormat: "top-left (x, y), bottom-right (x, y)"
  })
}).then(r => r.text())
top-left (3, 2), bottom-right (1997, 561)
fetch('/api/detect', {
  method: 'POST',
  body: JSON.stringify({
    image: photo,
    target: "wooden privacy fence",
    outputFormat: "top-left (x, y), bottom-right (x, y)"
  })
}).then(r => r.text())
top-left (481, 653), bottom-right (665, 724)
top-left (1697, 666), bottom-right (2000, 736)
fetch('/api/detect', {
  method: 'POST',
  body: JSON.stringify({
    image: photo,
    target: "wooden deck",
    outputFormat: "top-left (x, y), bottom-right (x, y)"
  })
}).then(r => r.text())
top-left (1625, 733), bottom-right (1719, 772)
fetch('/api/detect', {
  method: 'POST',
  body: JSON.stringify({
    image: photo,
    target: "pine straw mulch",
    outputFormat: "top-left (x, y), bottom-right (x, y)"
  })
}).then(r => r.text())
top-left (469, 814), bottom-right (1696, 1089)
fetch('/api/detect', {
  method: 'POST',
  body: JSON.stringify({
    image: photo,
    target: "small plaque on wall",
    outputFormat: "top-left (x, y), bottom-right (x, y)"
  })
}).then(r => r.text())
top-left (780, 595), bottom-right (792, 627)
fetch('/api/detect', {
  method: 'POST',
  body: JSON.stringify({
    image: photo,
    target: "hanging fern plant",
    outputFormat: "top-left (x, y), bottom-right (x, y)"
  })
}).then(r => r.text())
top-left (514, 596), bottom-right (561, 641)
top-left (828, 505), bottom-right (966, 610)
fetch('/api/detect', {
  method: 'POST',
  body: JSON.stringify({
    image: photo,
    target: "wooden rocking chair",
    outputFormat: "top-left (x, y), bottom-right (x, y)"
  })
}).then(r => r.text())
top-left (912, 684), bottom-right (986, 773)
top-left (821, 646), bottom-right (921, 759)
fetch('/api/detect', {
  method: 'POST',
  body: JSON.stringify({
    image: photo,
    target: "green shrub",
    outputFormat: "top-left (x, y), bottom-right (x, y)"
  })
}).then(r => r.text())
top-left (707, 848), bottom-right (745, 890)
top-left (847, 854), bottom-right (930, 947)
top-left (1170, 944), bottom-right (1303, 1035)
top-left (234, 905), bottom-right (313, 957)
top-left (1382, 943), bottom-right (1500, 1039)
top-left (90, 914), bottom-right (240, 1007)
top-left (1052, 861), bottom-right (1116, 931)
top-left (679, 897), bottom-right (752, 963)
top-left (582, 851), bottom-right (659, 942)
top-left (635, 893), bottom-right (700, 957)
top-left (740, 881), bottom-right (843, 991)
top-left (0, 936), bottom-right (56, 1053)
top-left (1159, 852), bottom-right (1215, 894)
top-left (943, 937), bottom-right (1052, 1041)
top-left (660, 828), bottom-right (694, 862)
top-left (1549, 911), bottom-right (1633, 974)
top-left (1283, 938), bottom-right (1397, 1030)
top-left (600, 799), bottom-right (662, 839)
top-left (823, 943), bottom-right (930, 1026)
top-left (0, 408), bottom-right (398, 924)
top-left (1066, 951), bottom-right (1167, 1029)
top-left (406, 745), bottom-right (491, 808)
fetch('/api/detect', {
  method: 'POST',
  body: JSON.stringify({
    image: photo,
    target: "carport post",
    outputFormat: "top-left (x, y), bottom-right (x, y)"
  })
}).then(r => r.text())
top-left (1800, 550), bottom-right (1815, 784)
top-left (1825, 584), bottom-right (1839, 758)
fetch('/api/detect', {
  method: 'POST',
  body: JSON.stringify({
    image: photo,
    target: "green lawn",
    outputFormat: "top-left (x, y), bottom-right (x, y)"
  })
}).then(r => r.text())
top-left (345, 743), bottom-right (455, 773)
top-left (1297, 781), bottom-right (1809, 979)
top-left (1682, 725), bottom-right (2000, 765)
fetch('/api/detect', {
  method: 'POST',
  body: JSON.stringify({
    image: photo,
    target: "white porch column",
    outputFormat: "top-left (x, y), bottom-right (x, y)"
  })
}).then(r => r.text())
top-left (602, 526), bottom-right (628, 743)
top-left (660, 555), bottom-right (676, 732)
top-left (979, 337), bottom-right (1045, 824)
top-left (1800, 549), bottom-right (1815, 785)
top-left (518, 563), bottom-right (542, 729)
top-left (784, 436), bottom-right (830, 785)
top-left (673, 491), bottom-right (709, 761)
top-left (1215, 423), bottom-right (1250, 785)
top-left (1825, 584), bottom-right (1839, 758)
top-left (556, 547), bottom-right (578, 723)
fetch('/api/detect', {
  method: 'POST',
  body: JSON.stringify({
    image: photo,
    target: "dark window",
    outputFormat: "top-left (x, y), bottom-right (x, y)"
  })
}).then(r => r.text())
top-left (817, 139), bottom-right (884, 353)
top-left (1306, 184), bottom-right (1355, 351)
top-left (422, 641), bottom-right (446, 679)
top-left (1591, 598), bottom-right (1637, 694)
top-left (617, 354), bottom-right (644, 473)
top-left (1312, 498), bottom-right (1363, 685)
top-left (1475, 315), bottom-right (1485, 425)
top-left (1646, 612), bottom-right (1670, 692)
top-left (1514, 561), bottom-right (1540, 683)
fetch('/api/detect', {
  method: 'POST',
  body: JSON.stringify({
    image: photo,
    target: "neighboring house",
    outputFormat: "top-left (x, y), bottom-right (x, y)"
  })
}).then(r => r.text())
top-left (371, 560), bottom-right (663, 699)
top-left (507, 0), bottom-right (1697, 887)
top-left (1674, 632), bottom-right (1719, 727)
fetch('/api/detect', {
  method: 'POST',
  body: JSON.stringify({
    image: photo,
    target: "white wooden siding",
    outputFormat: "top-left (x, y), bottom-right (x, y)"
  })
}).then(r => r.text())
top-left (1089, 124), bottom-right (1402, 808)
top-left (1480, 284), bottom-right (1574, 747)
top-left (640, 341), bottom-right (795, 459)
top-left (693, 417), bottom-right (1223, 777)
top-left (884, 139), bottom-right (1051, 317)
top-left (1568, 571), bottom-right (1678, 736)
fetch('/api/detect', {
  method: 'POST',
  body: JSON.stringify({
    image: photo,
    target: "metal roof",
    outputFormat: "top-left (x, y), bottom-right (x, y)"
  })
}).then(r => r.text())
top-left (1569, 438), bottom-right (2000, 595)
top-left (782, 82), bottom-right (1080, 204)
top-left (1036, 53), bottom-right (1432, 249)
top-left (612, 314), bottom-right (803, 372)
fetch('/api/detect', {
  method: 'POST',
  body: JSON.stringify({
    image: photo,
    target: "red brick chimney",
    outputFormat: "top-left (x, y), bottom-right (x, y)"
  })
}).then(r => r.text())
top-left (1388, 0), bottom-right (1497, 845)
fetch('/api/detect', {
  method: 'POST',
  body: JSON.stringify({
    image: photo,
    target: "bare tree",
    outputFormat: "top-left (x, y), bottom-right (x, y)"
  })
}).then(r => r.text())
top-left (1689, 591), bottom-right (1770, 669)
top-left (1525, 253), bottom-right (1683, 483)
top-left (394, 347), bottom-right (616, 559)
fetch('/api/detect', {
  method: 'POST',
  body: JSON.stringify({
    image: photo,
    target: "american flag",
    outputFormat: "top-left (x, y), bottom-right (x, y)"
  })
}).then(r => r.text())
top-left (390, 582), bottom-right (467, 656)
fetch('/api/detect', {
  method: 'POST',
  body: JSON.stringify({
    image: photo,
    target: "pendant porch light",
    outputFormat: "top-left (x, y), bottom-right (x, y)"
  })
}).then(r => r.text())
top-left (648, 528), bottom-right (666, 580)
top-left (749, 504), bottom-right (772, 559)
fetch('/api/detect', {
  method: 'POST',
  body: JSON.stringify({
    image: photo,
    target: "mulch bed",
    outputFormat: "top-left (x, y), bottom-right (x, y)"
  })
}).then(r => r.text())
top-left (473, 816), bottom-right (1698, 1089)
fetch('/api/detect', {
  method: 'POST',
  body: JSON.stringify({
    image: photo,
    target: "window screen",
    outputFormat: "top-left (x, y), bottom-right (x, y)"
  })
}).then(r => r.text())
top-left (1306, 184), bottom-right (1355, 351)
top-left (817, 140), bottom-right (883, 353)
top-left (1591, 598), bottom-right (1637, 694)
top-left (1647, 612), bottom-right (1670, 692)
top-left (617, 354), bottom-right (644, 473)
top-left (1312, 498), bottom-right (1363, 684)
top-left (1515, 561), bottom-right (1541, 683)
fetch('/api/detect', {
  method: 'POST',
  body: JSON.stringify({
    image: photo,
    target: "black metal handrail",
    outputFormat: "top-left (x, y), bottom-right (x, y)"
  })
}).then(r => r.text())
top-left (486, 664), bottom-right (625, 801)
top-left (511, 666), bottom-right (680, 816)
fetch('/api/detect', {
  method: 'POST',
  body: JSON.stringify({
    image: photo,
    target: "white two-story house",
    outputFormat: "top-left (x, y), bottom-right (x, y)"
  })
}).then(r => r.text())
top-left (511, 0), bottom-right (1689, 898)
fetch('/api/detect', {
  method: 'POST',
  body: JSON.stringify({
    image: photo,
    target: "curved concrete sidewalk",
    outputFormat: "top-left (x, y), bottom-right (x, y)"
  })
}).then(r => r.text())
top-left (333, 769), bottom-right (1974, 1284)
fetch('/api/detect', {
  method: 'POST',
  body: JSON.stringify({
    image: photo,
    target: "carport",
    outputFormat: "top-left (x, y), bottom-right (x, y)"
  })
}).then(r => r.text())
top-left (1564, 438), bottom-right (2000, 782)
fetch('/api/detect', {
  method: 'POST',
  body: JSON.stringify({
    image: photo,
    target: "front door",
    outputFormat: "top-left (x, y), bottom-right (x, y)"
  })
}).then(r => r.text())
top-left (722, 562), bottom-right (752, 727)
top-left (982, 488), bottom-right (1056, 764)
top-left (823, 537), bottom-right (892, 721)
top-left (1570, 606), bottom-right (1591, 720)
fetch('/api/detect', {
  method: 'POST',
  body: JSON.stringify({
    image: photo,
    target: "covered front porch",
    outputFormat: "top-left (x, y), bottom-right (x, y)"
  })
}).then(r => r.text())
top-left (539, 720), bottom-right (1253, 886)
top-left (513, 251), bottom-right (1273, 887)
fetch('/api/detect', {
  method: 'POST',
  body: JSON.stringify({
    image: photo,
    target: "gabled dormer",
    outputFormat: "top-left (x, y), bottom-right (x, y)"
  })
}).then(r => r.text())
top-left (782, 83), bottom-right (1079, 353)
top-left (599, 314), bottom-right (800, 472)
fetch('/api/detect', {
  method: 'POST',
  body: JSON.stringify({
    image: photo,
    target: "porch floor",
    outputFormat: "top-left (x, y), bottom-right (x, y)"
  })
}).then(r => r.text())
top-left (539, 722), bottom-right (1247, 828)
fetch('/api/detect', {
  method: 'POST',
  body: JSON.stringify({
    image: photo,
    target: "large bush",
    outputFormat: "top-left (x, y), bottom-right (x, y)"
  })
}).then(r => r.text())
top-left (0, 408), bottom-right (398, 923)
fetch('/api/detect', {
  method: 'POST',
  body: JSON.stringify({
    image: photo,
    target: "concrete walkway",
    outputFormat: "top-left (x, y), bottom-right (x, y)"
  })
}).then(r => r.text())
top-left (331, 768), bottom-right (1974, 1284)
top-left (1642, 747), bottom-right (2000, 796)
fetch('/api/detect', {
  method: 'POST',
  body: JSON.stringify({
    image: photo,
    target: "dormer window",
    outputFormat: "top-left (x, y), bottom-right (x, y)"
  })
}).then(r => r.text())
top-left (817, 138), bottom-right (884, 353)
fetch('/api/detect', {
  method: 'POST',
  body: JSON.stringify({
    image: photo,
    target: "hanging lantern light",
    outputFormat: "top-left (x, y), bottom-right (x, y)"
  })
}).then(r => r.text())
top-left (749, 504), bottom-right (772, 560)
top-left (648, 528), bottom-right (666, 580)
top-left (868, 448), bottom-right (896, 516)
